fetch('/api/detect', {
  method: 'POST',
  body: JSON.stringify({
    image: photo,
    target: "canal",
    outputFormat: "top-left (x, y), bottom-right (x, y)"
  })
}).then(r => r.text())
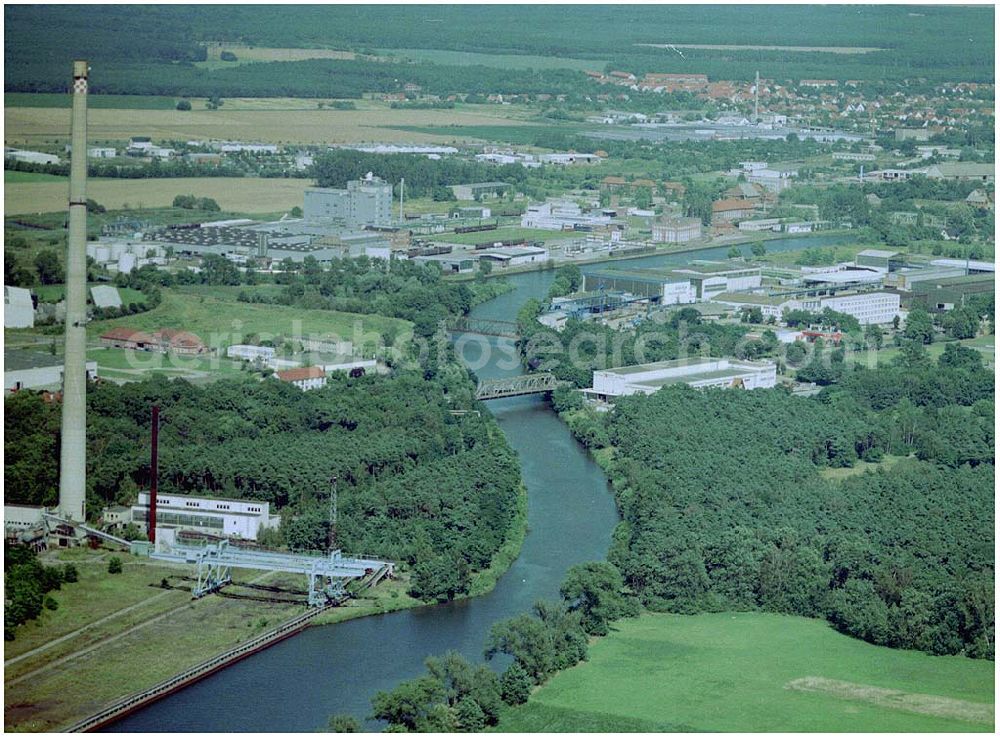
top-left (107, 234), bottom-right (851, 731)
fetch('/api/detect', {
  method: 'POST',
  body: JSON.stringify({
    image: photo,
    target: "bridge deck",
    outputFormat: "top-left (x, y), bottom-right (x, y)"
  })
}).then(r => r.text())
top-left (475, 373), bottom-right (565, 400)
top-left (150, 544), bottom-right (389, 578)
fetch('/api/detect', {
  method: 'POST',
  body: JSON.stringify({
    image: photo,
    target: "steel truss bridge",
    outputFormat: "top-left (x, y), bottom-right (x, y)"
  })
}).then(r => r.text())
top-left (150, 541), bottom-right (393, 607)
top-left (475, 373), bottom-right (565, 401)
top-left (446, 316), bottom-right (520, 339)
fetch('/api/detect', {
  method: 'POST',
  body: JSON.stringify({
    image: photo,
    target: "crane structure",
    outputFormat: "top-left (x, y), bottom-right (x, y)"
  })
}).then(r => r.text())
top-left (150, 541), bottom-right (393, 607)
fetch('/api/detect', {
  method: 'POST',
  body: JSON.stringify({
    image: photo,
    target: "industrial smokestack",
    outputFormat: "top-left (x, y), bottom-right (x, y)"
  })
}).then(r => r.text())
top-left (58, 60), bottom-right (89, 522)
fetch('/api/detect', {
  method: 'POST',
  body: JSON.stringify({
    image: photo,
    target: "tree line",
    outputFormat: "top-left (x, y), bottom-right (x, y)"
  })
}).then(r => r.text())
top-left (340, 560), bottom-right (638, 731)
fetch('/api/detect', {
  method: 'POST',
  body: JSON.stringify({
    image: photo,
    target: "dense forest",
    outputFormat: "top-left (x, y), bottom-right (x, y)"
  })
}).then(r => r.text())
top-left (312, 150), bottom-right (530, 201)
top-left (556, 346), bottom-right (994, 658)
top-left (5, 367), bottom-right (522, 603)
top-left (5, 6), bottom-right (994, 95)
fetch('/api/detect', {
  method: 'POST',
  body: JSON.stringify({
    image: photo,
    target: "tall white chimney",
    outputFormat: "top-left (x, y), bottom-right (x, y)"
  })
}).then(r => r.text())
top-left (59, 60), bottom-right (89, 522)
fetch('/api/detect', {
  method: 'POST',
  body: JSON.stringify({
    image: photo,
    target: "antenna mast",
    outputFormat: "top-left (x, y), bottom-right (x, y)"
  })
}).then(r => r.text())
top-left (754, 70), bottom-right (759, 124)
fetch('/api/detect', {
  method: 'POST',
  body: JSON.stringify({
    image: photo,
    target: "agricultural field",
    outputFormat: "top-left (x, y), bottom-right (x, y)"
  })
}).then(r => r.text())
top-left (496, 612), bottom-right (995, 733)
top-left (4, 102), bottom-right (535, 147)
top-left (379, 48), bottom-right (603, 72)
top-left (85, 289), bottom-right (412, 351)
top-left (4, 177), bottom-right (311, 215)
top-left (199, 45), bottom-right (362, 65)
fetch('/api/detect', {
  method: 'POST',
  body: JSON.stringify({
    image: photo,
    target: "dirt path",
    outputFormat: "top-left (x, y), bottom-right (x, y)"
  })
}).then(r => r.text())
top-left (6, 571), bottom-right (276, 688)
top-left (786, 676), bottom-right (994, 725)
top-left (4, 588), bottom-right (177, 668)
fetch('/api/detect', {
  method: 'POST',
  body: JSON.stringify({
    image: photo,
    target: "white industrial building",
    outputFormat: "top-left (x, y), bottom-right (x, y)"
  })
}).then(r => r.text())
top-left (4, 148), bottom-right (61, 165)
top-left (5, 286), bottom-right (34, 328)
top-left (130, 491), bottom-right (280, 541)
top-left (672, 262), bottom-right (762, 300)
top-left (520, 201), bottom-right (612, 231)
top-left (585, 357), bottom-right (777, 400)
top-left (476, 246), bottom-right (549, 268)
top-left (226, 344), bottom-right (276, 362)
top-left (747, 167), bottom-right (798, 192)
top-left (801, 292), bottom-right (901, 326)
top-left (738, 218), bottom-right (782, 232)
top-left (5, 350), bottom-right (98, 393)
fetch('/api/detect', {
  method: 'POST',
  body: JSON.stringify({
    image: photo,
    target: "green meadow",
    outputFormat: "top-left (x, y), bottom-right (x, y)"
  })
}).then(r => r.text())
top-left (4, 92), bottom-right (180, 109)
top-left (86, 289), bottom-right (411, 348)
top-left (496, 612), bottom-right (994, 733)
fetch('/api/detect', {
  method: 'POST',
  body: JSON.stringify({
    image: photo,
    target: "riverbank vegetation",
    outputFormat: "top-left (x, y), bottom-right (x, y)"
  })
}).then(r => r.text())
top-left (556, 346), bottom-right (993, 659)
top-left (358, 560), bottom-right (638, 731)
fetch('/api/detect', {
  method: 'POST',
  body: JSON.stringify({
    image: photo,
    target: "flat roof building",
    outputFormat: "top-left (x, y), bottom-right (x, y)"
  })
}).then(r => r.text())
top-left (909, 273), bottom-right (995, 312)
top-left (131, 491), bottom-right (279, 541)
top-left (5, 350), bottom-right (98, 393)
top-left (652, 216), bottom-right (702, 243)
top-left (476, 246), bottom-right (548, 268)
top-left (855, 249), bottom-right (907, 272)
top-left (799, 291), bottom-right (901, 326)
top-left (586, 357), bottom-right (777, 400)
top-left (450, 181), bottom-right (512, 201)
top-left (5, 286), bottom-right (34, 328)
top-left (304, 173), bottom-right (393, 227)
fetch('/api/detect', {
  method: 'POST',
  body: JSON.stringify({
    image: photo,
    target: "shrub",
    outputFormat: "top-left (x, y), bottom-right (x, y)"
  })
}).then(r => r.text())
top-left (107, 557), bottom-right (123, 574)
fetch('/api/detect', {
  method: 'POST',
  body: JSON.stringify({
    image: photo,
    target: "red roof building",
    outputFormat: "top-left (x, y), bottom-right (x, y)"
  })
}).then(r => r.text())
top-left (276, 366), bottom-right (327, 391)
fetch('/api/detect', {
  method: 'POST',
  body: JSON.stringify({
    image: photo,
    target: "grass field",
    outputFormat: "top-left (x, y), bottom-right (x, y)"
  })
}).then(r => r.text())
top-left (818, 453), bottom-right (906, 481)
top-left (427, 227), bottom-right (580, 245)
top-left (847, 335), bottom-right (995, 369)
top-left (200, 45), bottom-right (361, 65)
top-left (4, 102), bottom-right (535, 147)
top-left (86, 289), bottom-right (411, 350)
top-left (4, 549), bottom-right (308, 732)
top-left (496, 612), bottom-right (994, 733)
top-left (5, 177), bottom-right (311, 215)
top-left (4, 171), bottom-right (70, 183)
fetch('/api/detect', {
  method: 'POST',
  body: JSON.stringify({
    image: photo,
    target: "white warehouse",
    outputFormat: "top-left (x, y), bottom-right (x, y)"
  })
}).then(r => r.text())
top-left (130, 491), bottom-right (280, 541)
top-left (226, 344), bottom-right (277, 362)
top-left (585, 357), bottom-right (777, 400)
top-left (802, 291), bottom-right (901, 326)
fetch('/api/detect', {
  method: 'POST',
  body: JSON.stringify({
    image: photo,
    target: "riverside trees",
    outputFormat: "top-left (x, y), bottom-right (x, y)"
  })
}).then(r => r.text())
top-left (4, 369), bottom-right (523, 604)
top-left (578, 348), bottom-right (994, 658)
